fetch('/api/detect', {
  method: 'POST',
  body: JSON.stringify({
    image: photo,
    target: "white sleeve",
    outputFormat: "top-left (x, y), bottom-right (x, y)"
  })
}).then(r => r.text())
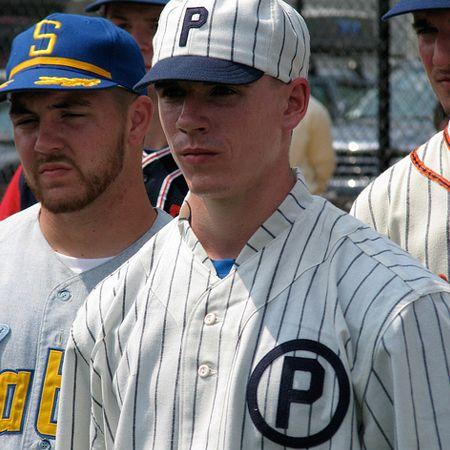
top-left (362, 292), bottom-right (450, 449)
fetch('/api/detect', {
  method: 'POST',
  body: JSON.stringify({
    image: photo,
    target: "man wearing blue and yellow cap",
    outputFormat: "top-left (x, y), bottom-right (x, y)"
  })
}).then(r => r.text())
top-left (0, 13), bottom-right (171, 450)
top-left (0, 0), bottom-right (189, 219)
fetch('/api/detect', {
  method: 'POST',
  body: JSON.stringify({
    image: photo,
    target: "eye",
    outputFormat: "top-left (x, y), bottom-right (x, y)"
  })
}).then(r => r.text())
top-left (11, 116), bottom-right (38, 127)
top-left (413, 20), bottom-right (437, 36)
top-left (209, 85), bottom-right (238, 97)
top-left (155, 83), bottom-right (186, 100)
top-left (416, 26), bottom-right (437, 35)
top-left (62, 112), bottom-right (84, 118)
top-left (111, 19), bottom-right (131, 32)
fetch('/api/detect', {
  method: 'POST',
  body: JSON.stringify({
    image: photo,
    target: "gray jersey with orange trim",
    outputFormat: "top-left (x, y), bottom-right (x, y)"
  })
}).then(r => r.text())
top-left (56, 171), bottom-right (450, 450)
top-left (0, 204), bottom-right (171, 450)
top-left (351, 128), bottom-right (450, 280)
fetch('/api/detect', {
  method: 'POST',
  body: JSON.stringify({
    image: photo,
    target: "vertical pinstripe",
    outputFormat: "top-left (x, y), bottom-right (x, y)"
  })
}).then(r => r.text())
top-left (188, 271), bottom-right (213, 450)
top-left (170, 255), bottom-right (195, 449)
top-left (284, 11), bottom-right (299, 78)
top-left (447, 189), bottom-right (450, 278)
top-left (251, 0), bottom-right (263, 67)
top-left (411, 302), bottom-right (443, 449)
top-left (405, 161), bottom-right (413, 253)
top-left (151, 239), bottom-right (183, 450)
top-left (206, 0), bottom-right (217, 56)
top-left (57, 173), bottom-right (450, 450)
top-left (275, 12), bottom-right (286, 80)
top-left (231, 0), bottom-right (239, 61)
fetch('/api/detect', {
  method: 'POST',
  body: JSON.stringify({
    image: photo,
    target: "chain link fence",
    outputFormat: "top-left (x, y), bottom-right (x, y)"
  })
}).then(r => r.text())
top-left (0, 1), bottom-right (439, 209)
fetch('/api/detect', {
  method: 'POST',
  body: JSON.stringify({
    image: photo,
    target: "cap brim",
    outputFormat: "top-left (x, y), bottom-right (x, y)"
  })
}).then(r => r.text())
top-left (85, 0), bottom-right (169, 12)
top-left (135, 56), bottom-right (264, 90)
top-left (0, 67), bottom-right (129, 100)
top-left (382, 0), bottom-right (450, 20)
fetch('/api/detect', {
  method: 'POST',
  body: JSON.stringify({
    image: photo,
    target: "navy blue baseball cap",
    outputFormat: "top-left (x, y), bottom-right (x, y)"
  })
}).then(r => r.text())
top-left (0, 13), bottom-right (147, 99)
top-left (85, 0), bottom-right (170, 12)
top-left (383, 0), bottom-right (450, 20)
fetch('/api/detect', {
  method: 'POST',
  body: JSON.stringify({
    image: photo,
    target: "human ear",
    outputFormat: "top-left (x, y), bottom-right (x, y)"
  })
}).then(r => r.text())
top-left (283, 77), bottom-right (310, 131)
top-left (127, 95), bottom-right (153, 147)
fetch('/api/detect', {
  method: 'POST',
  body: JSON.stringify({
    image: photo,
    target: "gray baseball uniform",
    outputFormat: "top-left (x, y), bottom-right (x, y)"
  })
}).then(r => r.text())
top-left (0, 203), bottom-right (171, 449)
top-left (351, 128), bottom-right (450, 280)
top-left (56, 171), bottom-right (450, 450)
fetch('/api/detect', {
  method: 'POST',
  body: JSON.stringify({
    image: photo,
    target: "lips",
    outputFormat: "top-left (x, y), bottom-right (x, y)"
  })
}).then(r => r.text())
top-left (38, 162), bottom-right (73, 179)
top-left (39, 163), bottom-right (71, 174)
top-left (179, 147), bottom-right (219, 164)
top-left (433, 71), bottom-right (450, 83)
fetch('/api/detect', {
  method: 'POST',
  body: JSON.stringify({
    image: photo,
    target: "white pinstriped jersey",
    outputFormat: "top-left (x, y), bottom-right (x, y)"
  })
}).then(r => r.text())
top-left (57, 172), bottom-right (450, 450)
top-left (351, 128), bottom-right (450, 280)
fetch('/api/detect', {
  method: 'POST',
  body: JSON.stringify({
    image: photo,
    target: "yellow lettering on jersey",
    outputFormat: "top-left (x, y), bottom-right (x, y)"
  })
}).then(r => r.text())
top-left (36, 349), bottom-right (63, 437)
top-left (29, 20), bottom-right (62, 57)
top-left (0, 370), bottom-right (32, 433)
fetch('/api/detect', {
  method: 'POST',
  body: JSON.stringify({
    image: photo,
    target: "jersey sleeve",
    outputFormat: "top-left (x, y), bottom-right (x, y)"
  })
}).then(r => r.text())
top-left (0, 165), bottom-right (22, 220)
top-left (361, 291), bottom-right (450, 449)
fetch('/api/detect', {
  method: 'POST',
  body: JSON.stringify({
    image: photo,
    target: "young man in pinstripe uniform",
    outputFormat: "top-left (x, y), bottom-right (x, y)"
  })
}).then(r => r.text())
top-left (351, 0), bottom-right (450, 281)
top-left (57, 1), bottom-right (450, 449)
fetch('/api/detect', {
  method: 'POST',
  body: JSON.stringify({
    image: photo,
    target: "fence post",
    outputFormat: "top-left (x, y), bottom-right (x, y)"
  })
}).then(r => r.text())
top-left (378, 0), bottom-right (391, 173)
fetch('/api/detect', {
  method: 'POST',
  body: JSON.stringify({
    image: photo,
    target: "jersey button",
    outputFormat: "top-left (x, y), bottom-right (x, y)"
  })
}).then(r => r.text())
top-left (204, 313), bottom-right (217, 326)
top-left (198, 364), bottom-right (213, 378)
top-left (56, 289), bottom-right (72, 302)
top-left (37, 439), bottom-right (51, 449)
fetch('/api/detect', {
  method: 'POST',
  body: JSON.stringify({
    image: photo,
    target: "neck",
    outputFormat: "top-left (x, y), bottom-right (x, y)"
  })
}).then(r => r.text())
top-left (39, 176), bottom-right (156, 259)
top-left (189, 168), bottom-right (296, 260)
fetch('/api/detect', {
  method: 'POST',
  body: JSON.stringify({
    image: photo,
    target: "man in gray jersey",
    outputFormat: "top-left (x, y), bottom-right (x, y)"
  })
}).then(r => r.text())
top-left (0, 13), bottom-right (171, 449)
top-left (351, 0), bottom-right (450, 281)
top-left (57, 1), bottom-right (450, 449)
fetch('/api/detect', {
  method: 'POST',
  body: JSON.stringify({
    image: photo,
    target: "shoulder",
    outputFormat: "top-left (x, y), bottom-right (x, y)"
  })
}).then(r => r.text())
top-left (72, 218), bottom-right (179, 348)
top-left (350, 152), bottom-right (412, 221)
top-left (0, 203), bottom-right (40, 239)
top-left (333, 217), bottom-right (449, 302)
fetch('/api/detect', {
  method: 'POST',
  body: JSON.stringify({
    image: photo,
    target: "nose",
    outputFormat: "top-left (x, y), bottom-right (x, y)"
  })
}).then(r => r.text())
top-left (433, 33), bottom-right (450, 68)
top-left (34, 121), bottom-right (64, 155)
top-left (176, 96), bottom-right (209, 135)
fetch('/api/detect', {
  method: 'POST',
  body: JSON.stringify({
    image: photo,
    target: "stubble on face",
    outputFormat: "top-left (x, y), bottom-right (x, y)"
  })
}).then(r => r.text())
top-left (25, 130), bottom-right (126, 214)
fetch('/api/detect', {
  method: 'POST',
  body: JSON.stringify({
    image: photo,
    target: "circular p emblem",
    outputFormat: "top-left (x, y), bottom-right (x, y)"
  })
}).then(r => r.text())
top-left (246, 339), bottom-right (350, 448)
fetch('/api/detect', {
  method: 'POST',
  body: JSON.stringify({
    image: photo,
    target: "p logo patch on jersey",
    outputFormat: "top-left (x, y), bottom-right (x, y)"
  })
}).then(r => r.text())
top-left (0, 324), bottom-right (10, 342)
top-left (246, 339), bottom-right (350, 448)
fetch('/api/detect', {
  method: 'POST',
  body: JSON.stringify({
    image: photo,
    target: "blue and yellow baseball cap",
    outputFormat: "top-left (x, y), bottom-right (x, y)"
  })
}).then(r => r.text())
top-left (85, 0), bottom-right (170, 12)
top-left (0, 13), bottom-right (147, 99)
top-left (383, 0), bottom-right (450, 20)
